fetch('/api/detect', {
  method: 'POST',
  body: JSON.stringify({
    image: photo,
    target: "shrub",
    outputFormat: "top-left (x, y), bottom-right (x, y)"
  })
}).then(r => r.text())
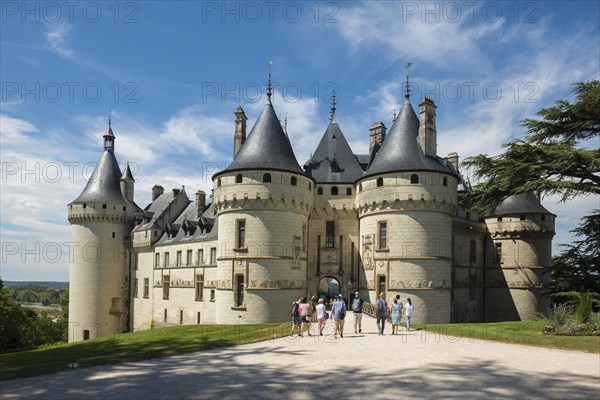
top-left (547, 303), bottom-right (571, 326)
top-left (576, 293), bottom-right (593, 324)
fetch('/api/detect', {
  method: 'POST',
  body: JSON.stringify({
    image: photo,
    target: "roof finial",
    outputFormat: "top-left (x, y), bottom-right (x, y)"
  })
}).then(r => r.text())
top-left (393, 108), bottom-right (397, 121)
top-left (108, 108), bottom-right (112, 126)
top-left (330, 90), bottom-right (336, 122)
top-left (405, 63), bottom-right (413, 99)
top-left (267, 59), bottom-right (273, 103)
top-left (284, 112), bottom-right (288, 133)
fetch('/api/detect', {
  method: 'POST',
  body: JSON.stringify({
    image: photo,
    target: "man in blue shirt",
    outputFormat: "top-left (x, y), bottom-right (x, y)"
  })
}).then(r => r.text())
top-left (375, 293), bottom-right (388, 335)
top-left (331, 294), bottom-right (346, 338)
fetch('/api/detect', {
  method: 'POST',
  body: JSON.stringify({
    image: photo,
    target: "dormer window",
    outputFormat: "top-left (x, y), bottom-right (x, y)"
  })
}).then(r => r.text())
top-left (410, 174), bottom-right (419, 184)
top-left (217, 178), bottom-right (222, 187)
top-left (443, 177), bottom-right (447, 186)
top-left (346, 188), bottom-right (352, 195)
top-left (102, 204), bottom-right (107, 209)
top-left (317, 187), bottom-right (323, 195)
top-left (291, 176), bottom-right (297, 186)
top-left (263, 173), bottom-right (271, 183)
top-left (331, 186), bottom-right (338, 195)
top-left (377, 178), bottom-right (383, 187)
top-left (236, 174), bottom-right (243, 183)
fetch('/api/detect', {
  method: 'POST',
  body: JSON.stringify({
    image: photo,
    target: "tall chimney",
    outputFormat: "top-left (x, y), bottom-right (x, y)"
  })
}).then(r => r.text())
top-left (195, 190), bottom-right (206, 218)
top-left (446, 152), bottom-right (459, 170)
top-left (369, 122), bottom-right (386, 156)
top-left (151, 185), bottom-right (164, 201)
top-left (233, 106), bottom-right (247, 158)
top-left (419, 97), bottom-right (437, 157)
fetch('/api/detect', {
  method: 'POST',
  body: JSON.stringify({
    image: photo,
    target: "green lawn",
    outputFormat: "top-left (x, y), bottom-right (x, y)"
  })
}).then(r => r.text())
top-left (0, 322), bottom-right (290, 381)
top-left (414, 320), bottom-right (600, 353)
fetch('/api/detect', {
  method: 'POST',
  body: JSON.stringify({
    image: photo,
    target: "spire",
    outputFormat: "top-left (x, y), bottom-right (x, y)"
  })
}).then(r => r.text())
top-left (405, 62), bottom-right (413, 99)
top-left (330, 91), bottom-right (336, 122)
top-left (267, 59), bottom-right (273, 103)
top-left (103, 110), bottom-right (115, 151)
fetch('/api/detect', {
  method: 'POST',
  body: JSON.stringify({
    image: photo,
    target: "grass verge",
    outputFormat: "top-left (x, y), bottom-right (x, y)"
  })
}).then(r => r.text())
top-left (414, 320), bottom-right (600, 353)
top-left (0, 322), bottom-right (290, 381)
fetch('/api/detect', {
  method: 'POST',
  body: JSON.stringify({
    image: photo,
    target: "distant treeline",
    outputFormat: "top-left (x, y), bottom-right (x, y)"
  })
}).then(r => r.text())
top-left (1, 279), bottom-right (69, 353)
top-left (4, 282), bottom-right (68, 306)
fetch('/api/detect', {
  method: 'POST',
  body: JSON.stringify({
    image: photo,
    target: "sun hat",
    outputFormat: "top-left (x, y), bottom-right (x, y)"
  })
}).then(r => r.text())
top-left (337, 294), bottom-right (343, 299)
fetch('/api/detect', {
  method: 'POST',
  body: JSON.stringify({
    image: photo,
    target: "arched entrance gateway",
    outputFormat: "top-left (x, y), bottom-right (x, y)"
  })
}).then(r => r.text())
top-left (318, 276), bottom-right (341, 309)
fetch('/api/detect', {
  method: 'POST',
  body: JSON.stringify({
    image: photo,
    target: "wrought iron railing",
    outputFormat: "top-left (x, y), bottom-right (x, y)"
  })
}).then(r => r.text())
top-left (362, 302), bottom-right (376, 317)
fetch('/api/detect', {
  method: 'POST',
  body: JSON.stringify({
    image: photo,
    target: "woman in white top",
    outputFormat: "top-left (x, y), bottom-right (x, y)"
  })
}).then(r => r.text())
top-left (316, 298), bottom-right (327, 336)
top-left (404, 298), bottom-right (414, 331)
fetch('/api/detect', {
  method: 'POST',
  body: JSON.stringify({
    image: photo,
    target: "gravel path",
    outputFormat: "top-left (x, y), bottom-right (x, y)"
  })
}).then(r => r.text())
top-left (2, 316), bottom-right (598, 399)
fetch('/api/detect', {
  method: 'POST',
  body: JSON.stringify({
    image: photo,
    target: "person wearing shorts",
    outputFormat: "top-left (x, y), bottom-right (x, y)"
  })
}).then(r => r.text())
top-left (331, 294), bottom-right (346, 338)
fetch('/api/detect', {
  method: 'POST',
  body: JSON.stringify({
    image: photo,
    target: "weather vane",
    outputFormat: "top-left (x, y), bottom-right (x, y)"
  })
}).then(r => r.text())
top-left (405, 62), bottom-right (413, 98)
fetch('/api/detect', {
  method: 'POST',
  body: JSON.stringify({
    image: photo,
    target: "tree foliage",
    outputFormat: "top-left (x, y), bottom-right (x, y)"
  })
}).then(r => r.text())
top-left (548, 212), bottom-right (600, 301)
top-left (0, 279), bottom-right (68, 353)
top-left (463, 80), bottom-right (600, 215)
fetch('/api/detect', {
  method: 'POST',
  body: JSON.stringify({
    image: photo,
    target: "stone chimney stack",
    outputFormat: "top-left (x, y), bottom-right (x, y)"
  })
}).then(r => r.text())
top-left (446, 152), bottom-right (459, 170)
top-left (233, 106), bottom-right (247, 158)
top-left (419, 96), bottom-right (437, 157)
top-left (151, 184), bottom-right (164, 201)
top-left (195, 190), bottom-right (206, 218)
top-left (369, 122), bottom-right (386, 156)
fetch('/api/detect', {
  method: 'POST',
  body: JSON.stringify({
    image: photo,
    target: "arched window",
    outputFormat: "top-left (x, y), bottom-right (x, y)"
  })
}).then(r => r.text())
top-left (358, 183), bottom-right (362, 192)
top-left (291, 176), bottom-right (297, 186)
top-left (317, 187), bottom-right (323, 195)
top-left (331, 186), bottom-right (338, 195)
top-left (443, 177), bottom-right (447, 186)
top-left (376, 177), bottom-right (383, 187)
top-left (263, 173), bottom-right (271, 183)
top-left (410, 174), bottom-right (419, 184)
top-left (217, 178), bottom-right (221, 187)
top-left (236, 174), bottom-right (243, 183)
top-left (346, 187), bottom-right (352, 195)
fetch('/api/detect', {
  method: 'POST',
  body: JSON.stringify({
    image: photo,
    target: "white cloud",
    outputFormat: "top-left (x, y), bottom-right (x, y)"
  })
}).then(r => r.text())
top-left (331, 2), bottom-right (504, 70)
top-left (45, 23), bottom-right (76, 59)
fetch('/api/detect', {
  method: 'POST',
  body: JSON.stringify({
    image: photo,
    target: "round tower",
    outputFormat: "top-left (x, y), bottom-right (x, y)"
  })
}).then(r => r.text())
top-left (356, 93), bottom-right (459, 324)
top-left (484, 193), bottom-right (555, 321)
top-left (67, 121), bottom-right (138, 342)
top-left (212, 91), bottom-right (314, 323)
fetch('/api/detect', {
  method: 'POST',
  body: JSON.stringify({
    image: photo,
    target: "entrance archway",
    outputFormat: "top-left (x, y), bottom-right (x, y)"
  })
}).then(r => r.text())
top-left (318, 276), bottom-right (341, 308)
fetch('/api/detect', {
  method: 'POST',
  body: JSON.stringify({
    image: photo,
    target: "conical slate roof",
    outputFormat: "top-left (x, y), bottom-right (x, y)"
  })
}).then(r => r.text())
top-left (121, 162), bottom-right (134, 181)
top-left (363, 97), bottom-right (456, 179)
top-left (70, 149), bottom-right (130, 206)
top-left (304, 121), bottom-right (364, 183)
top-left (216, 101), bottom-right (304, 176)
top-left (493, 193), bottom-right (554, 216)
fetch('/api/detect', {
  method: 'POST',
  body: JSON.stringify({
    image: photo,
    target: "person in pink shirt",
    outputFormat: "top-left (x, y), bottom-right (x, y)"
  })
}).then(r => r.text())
top-left (298, 297), bottom-right (312, 337)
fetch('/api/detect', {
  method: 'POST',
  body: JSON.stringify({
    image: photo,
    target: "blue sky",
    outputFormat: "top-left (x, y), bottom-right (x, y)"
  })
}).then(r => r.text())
top-left (1, 1), bottom-right (599, 281)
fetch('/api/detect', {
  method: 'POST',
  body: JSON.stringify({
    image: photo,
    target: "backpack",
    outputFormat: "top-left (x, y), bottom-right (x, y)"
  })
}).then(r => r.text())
top-left (352, 298), bottom-right (362, 312)
top-left (290, 302), bottom-right (299, 316)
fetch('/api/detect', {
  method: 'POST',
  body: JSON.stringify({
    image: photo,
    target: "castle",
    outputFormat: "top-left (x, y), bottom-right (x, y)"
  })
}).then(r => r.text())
top-left (67, 80), bottom-right (556, 342)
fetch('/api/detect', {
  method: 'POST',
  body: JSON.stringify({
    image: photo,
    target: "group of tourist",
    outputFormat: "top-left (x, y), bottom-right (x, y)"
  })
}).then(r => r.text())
top-left (290, 292), bottom-right (414, 337)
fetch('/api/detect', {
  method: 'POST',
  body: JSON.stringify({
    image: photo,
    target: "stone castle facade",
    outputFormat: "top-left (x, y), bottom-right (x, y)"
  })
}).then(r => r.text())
top-left (67, 83), bottom-right (555, 342)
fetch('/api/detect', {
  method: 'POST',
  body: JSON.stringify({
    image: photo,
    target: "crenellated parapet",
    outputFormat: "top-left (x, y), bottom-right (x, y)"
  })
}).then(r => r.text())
top-left (213, 170), bottom-right (313, 216)
top-left (356, 172), bottom-right (457, 216)
top-left (485, 215), bottom-right (556, 240)
top-left (68, 203), bottom-right (136, 225)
